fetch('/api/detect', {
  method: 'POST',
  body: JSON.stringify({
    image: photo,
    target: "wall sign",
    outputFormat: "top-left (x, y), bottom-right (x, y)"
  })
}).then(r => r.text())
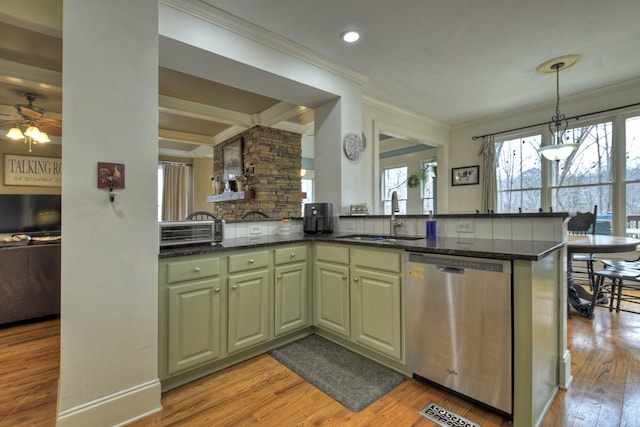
top-left (3, 154), bottom-right (62, 187)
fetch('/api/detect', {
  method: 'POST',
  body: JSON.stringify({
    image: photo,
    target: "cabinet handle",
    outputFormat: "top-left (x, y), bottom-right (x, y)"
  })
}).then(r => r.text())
top-left (290, 252), bottom-right (295, 258)
top-left (231, 284), bottom-right (238, 290)
top-left (194, 267), bottom-right (201, 273)
top-left (353, 277), bottom-right (359, 282)
top-left (249, 259), bottom-right (255, 264)
top-left (215, 288), bottom-right (220, 293)
top-left (342, 275), bottom-right (347, 280)
top-left (278, 274), bottom-right (282, 279)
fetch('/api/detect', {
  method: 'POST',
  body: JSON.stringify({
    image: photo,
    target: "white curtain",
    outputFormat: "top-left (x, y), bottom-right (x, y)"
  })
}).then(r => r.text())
top-left (161, 164), bottom-right (190, 221)
top-left (478, 135), bottom-right (497, 212)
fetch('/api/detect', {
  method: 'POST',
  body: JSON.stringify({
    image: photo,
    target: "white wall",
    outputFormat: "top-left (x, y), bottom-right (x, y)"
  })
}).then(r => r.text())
top-left (158, 1), bottom-right (364, 215)
top-left (363, 97), bottom-right (450, 213)
top-left (449, 79), bottom-right (640, 213)
top-left (58, 1), bottom-right (161, 425)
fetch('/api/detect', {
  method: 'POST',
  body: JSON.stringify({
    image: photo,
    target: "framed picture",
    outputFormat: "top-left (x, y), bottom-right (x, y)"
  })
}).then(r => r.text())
top-left (223, 139), bottom-right (244, 181)
top-left (451, 165), bottom-right (479, 186)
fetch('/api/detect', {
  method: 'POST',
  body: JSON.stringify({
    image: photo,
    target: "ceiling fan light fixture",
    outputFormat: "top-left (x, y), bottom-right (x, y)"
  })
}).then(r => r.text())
top-left (36, 131), bottom-right (50, 143)
top-left (6, 127), bottom-right (24, 140)
top-left (24, 125), bottom-right (41, 139)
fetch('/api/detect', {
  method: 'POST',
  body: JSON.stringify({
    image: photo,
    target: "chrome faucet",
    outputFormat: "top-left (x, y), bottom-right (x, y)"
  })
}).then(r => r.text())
top-left (390, 191), bottom-right (403, 236)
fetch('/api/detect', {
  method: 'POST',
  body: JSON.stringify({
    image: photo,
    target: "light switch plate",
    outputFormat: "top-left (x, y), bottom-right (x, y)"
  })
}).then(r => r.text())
top-left (456, 220), bottom-right (474, 233)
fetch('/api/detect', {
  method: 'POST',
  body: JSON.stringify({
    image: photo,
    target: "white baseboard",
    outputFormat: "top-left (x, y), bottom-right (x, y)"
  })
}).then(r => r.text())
top-left (57, 378), bottom-right (162, 427)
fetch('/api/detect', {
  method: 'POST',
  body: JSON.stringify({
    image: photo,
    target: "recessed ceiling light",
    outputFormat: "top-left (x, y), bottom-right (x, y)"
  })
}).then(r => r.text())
top-left (341, 30), bottom-right (360, 43)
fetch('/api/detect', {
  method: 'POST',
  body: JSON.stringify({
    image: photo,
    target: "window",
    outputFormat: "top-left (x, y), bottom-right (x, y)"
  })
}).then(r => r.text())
top-left (496, 135), bottom-right (541, 213)
top-left (158, 165), bottom-right (163, 221)
top-left (626, 116), bottom-right (640, 216)
top-left (421, 161), bottom-right (437, 214)
top-left (382, 166), bottom-right (407, 214)
top-left (494, 112), bottom-right (640, 236)
top-left (551, 122), bottom-right (613, 216)
top-left (301, 178), bottom-right (313, 209)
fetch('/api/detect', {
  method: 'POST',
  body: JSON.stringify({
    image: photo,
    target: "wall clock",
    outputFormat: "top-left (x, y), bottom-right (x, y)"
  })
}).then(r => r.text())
top-left (343, 133), bottom-right (364, 161)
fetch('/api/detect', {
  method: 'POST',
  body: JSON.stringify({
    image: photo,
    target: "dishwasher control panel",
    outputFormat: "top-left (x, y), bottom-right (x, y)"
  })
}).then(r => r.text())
top-left (407, 253), bottom-right (510, 273)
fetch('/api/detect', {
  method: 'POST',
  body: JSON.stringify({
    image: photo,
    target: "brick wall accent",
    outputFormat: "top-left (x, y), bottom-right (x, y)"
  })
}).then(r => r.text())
top-left (211, 125), bottom-right (302, 220)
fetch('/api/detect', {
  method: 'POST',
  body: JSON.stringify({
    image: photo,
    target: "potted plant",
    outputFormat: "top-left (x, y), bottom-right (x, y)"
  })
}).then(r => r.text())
top-left (407, 159), bottom-right (437, 188)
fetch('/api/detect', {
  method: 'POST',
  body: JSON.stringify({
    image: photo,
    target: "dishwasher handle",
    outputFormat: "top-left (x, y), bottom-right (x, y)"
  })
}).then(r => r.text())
top-left (436, 266), bottom-right (465, 275)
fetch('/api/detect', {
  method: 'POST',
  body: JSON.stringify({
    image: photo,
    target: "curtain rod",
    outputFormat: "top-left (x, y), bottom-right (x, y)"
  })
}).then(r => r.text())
top-left (159, 161), bottom-right (192, 166)
top-left (471, 101), bottom-right (640, 141)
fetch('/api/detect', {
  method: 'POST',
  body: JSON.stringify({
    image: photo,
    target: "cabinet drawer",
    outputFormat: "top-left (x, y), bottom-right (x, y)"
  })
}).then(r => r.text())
top-left (274, 245), bottom-right (307, 265)
top-left (228, 250), bottom-right (269, 273)
top-left (167, 257), bottom-right (220, 284)
top-left (352, 248), bottom-right (401, 273)
top-left (315, 244), bottom-right (349, 264)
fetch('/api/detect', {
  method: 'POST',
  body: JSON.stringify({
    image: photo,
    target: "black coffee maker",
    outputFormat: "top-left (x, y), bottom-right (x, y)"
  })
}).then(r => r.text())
top-left (303, 202), bottom-right (334, 233)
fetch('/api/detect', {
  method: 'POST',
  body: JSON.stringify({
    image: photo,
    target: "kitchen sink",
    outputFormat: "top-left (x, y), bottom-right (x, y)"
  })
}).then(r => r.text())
top-left (335, 234), bottom-right (424, 243)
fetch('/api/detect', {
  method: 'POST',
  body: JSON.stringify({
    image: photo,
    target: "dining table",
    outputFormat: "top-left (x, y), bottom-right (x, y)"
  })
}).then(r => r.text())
top-left (567, 234), bottom-right (640, 317)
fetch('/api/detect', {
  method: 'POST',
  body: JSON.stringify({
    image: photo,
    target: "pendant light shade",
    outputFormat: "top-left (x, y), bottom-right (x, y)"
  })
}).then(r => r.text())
top-left (537, 55), bottom-right (580, 161)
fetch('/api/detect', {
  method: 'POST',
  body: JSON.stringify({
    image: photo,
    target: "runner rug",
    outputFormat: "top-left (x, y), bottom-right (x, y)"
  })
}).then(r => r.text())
top-left (269, 334), bottom-right (405, 412)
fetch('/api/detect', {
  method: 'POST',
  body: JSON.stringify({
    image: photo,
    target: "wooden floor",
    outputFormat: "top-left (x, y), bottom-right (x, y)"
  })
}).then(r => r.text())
top-left (2, 305), bottom-right (640, 427)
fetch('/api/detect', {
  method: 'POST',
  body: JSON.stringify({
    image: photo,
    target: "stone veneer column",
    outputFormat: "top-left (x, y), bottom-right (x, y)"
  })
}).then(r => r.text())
top-left (212, 125), bottom-right (302, 219)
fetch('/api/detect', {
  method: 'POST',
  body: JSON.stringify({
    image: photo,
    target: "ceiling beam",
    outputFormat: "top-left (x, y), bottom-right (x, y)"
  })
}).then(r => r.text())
top-left (0, 59), bottom-right (62, 96)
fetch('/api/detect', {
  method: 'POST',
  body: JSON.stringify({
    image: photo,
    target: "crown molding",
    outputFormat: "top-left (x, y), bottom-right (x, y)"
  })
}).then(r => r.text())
top-left (363, 94), bottom-right (449, 131)
top-left (160, 0), bottom-right (368, 86)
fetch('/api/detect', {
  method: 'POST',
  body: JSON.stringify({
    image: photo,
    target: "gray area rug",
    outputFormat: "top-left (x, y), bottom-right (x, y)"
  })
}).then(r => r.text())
top-left (269, 334), bottom-right (405, 412)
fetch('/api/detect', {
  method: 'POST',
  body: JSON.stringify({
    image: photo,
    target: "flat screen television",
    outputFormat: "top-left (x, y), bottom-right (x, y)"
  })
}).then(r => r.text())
top-left (0, 195), bottom-right (61, 234)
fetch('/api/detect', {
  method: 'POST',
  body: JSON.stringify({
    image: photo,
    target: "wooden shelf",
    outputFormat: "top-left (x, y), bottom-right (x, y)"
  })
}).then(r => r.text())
top-left (207, 190), bottom-right (255, 203)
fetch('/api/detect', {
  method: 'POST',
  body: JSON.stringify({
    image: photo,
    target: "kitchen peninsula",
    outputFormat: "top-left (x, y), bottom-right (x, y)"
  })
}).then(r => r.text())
top-left (158, 212), bottom-right (568, 427)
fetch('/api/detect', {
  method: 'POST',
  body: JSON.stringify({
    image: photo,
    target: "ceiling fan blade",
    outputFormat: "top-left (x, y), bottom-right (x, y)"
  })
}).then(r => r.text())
top-left (0, 120), bottom-right (18, 127)
top-left (40, 122), bottom-right (62, 136)
top-left (42, 118), bottom-right (62, 127)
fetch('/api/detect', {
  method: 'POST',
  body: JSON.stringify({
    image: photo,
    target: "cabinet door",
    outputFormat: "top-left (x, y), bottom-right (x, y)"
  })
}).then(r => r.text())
top-left (314, 261), bottom-right (350, 338)
top-left (352, 267), bottom-right (402, 360)
top-left (227, 269), bottom-right (270, 353)
top-left (167, 278), bottom-right (222, 375)
top-left (274, 262), bottom-right (308, 336)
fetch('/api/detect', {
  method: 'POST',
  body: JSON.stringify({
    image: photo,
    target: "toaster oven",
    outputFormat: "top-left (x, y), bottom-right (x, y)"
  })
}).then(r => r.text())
top-left (159, 220), bottom-right (224, 247)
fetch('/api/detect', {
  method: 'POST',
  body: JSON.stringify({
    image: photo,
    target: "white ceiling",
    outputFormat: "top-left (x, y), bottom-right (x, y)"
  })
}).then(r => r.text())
top-left (203, 0), bottom-right (640, 124)
top-left (2, 0), bottom-right (640, 157)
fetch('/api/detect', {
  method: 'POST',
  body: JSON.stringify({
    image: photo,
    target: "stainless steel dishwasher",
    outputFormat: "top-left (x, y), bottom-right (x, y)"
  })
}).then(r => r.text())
top-left (405, 253), bottom-right (512, 415)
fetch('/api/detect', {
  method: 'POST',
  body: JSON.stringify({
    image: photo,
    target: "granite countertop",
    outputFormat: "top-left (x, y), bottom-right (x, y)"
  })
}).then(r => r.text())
top-left (159, 232), bottom-right (565, 261)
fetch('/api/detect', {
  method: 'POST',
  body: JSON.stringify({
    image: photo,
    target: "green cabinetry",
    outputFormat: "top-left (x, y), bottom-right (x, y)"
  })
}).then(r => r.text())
top-left (159, 244), bottom-right (311, 385)
top-left (351, 248), bottom-right (402, 360)
top-left (227, 250), bottom-right (270, 354)
top-left (274, 245), bottom-right (309, 336)
top-left (313, 243), bottom-right (404, 362)
top-left (161, 255), bottom-right (222, 377)
top-left (314, 244), bottom-right (350, 337)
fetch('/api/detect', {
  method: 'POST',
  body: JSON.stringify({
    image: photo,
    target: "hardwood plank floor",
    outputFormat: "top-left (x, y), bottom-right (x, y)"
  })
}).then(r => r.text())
top-left (0, 317), bottom-right (59, 427)
top-left (2, 304), bottom-right (640, 426)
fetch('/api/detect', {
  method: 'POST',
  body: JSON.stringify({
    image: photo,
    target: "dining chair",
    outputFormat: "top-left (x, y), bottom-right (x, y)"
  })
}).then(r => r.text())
top-left (593, 267), bottom-right (640, 314)
top-left (567, 205), bottom-right (598, 292)
top-left (185, 211), bottom-right (219, 220)
top-left (241, 210), bottom-right (270, 219)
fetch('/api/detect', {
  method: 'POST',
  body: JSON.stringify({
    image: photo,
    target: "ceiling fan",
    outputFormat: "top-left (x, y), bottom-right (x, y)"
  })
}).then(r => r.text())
top-left (1, 93), bottom-right (62, 152)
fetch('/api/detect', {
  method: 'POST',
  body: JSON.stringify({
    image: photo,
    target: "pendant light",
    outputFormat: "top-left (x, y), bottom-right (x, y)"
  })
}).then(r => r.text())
top-left (537, 55), bottom-right (580, 161)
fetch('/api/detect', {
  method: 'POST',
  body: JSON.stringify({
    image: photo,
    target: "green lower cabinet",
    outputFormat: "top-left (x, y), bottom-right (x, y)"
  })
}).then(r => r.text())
top-left (274, 262), bottom-right (308, 336)
top-left (314, 260), bottom-right (351, 338)
top-left (167, 277), bottom-right (222, 375)
top-left (227, 269), bottom-right (270, 354)
top-left (351, 267), bottom-right (402, 360)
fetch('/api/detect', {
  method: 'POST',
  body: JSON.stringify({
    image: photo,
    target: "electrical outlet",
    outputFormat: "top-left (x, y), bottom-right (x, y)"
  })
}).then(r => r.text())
top-left (249, 225), bottom-right (262, 235)
top-left (456, 220), bottom-right (474, 233)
